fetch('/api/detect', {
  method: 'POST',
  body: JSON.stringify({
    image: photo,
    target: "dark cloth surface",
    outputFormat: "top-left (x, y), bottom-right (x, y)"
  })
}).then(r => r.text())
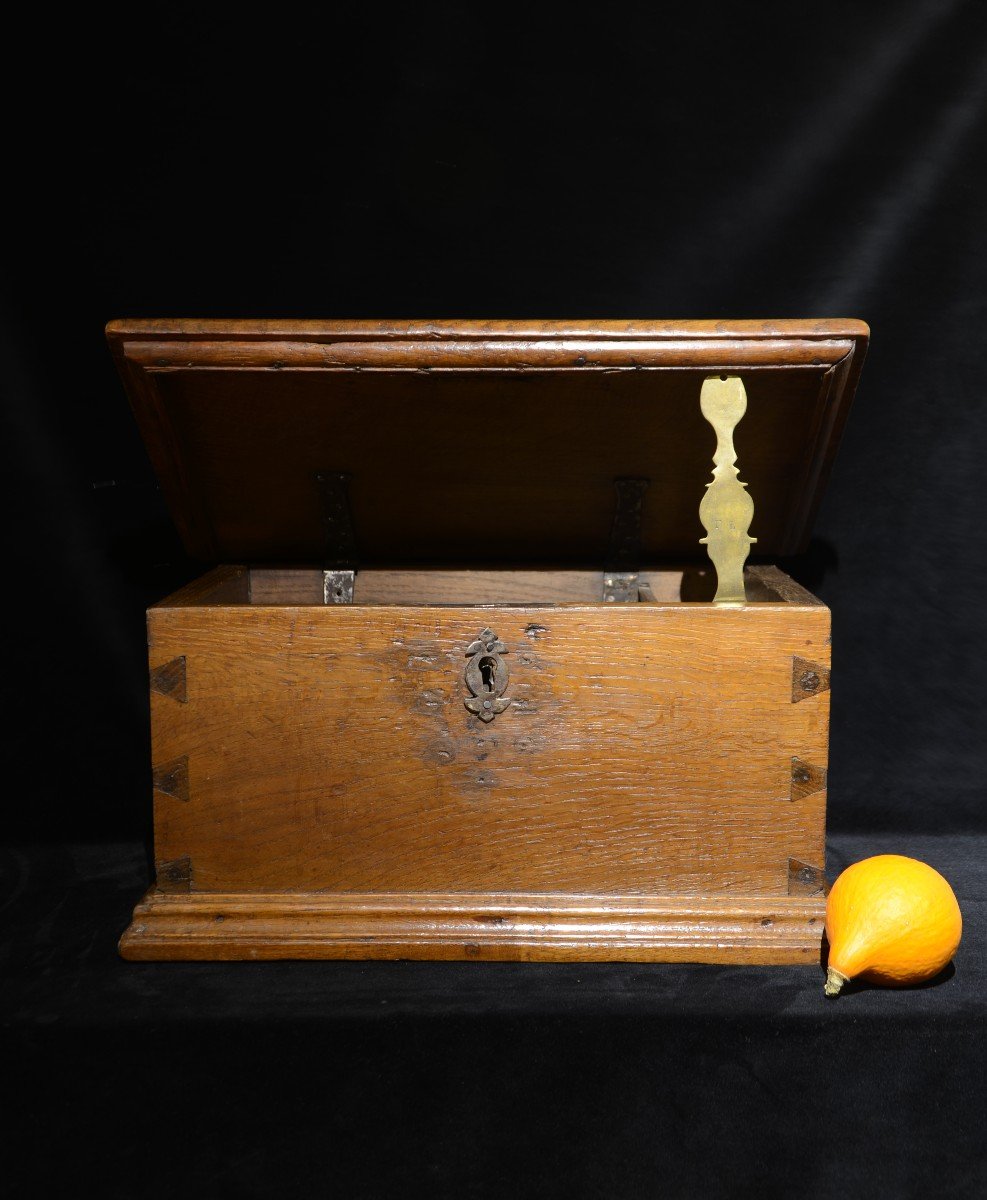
top-left (3, 834), bottom-right (984, 1199)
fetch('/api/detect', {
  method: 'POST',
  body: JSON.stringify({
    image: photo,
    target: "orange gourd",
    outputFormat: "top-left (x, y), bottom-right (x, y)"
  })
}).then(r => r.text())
top-left (824, 855), bottom-right (962, 995)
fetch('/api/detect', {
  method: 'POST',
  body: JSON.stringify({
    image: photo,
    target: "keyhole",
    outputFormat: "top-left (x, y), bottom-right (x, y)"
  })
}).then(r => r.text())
top-left (479, 657), bottom-right (497, 692)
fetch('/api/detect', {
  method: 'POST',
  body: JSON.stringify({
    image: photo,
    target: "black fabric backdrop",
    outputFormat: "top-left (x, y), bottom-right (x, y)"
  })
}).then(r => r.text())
top-left (3, 4), bottom-right (986, 1196)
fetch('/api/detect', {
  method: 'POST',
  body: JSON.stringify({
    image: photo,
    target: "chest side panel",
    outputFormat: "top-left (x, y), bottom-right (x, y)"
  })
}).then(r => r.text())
top-left (147, 604), bottom-right (830, 898)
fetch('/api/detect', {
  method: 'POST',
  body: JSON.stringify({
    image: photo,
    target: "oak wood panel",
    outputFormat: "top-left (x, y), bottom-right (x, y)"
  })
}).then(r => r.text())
top-left (245, 566), bottom-right (819, 606)
top-left (249, 568), bottom-right (614, 606)
top-left (107, 319), bottom-right (868, 564)
top-left (146, 601), bottom-right (829, 899)
top-left (248, 567), bottom-right (710, 606)
top-left (746, 565), bottom-right (825, 605)
top-left (154, 565), bottom-right (248, 606)
top-left (134, 367), bottom-right (845, 565)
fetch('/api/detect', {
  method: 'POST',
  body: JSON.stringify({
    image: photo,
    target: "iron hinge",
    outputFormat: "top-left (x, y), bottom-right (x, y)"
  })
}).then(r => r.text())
top-left (316, 470), bottom-right (357, 604)
top-left (603, 477), bottom-right (649, 603)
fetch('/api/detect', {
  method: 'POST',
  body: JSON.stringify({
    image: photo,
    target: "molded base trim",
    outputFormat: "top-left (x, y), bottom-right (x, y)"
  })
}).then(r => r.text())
top-left (120, 889), bottom-right (826, 964)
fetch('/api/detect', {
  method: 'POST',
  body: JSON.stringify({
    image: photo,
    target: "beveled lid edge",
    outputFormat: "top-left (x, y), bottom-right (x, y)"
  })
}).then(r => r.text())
top-left (105, 317), bottom-right (870, 344)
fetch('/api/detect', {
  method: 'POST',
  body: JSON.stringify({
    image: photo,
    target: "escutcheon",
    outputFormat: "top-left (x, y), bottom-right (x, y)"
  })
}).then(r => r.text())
top-left (464, 628), bottom-right (511, 723)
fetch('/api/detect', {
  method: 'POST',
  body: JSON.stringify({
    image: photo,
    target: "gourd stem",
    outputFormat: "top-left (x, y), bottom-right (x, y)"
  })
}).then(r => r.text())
top-left (824, 967), bottom-right (849, 997)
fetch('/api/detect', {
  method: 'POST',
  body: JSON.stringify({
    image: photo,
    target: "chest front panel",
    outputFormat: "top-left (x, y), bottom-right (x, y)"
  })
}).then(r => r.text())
top-left (148, 602), bottom-right (830, 899)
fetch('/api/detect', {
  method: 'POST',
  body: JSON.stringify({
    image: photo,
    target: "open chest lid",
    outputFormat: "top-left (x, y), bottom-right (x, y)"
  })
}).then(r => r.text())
top-left (107, 319), bottom-right (868, 566)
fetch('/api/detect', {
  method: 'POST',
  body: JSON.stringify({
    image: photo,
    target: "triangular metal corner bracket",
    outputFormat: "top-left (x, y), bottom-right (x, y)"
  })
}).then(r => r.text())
top-left (788, 858), bottom-right (828, 897)
top-left (150, 656), bottom-right (187, 704)
top-left (152, 755), bottom-right (190, 803)
top-left (790, 757), bottom-right (828, 803)
top-left (156, 856), bottom-right (192, 893)
top-left (792, 656), bottom-right (830, 703)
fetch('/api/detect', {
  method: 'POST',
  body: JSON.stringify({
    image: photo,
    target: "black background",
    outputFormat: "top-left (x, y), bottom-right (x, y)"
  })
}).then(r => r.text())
top-left (3, 4), bottom-right (986, 1197)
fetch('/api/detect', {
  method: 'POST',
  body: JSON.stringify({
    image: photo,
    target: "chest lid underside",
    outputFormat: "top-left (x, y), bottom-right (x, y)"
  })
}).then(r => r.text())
top-left (107, 319), bottom-right (868, 566)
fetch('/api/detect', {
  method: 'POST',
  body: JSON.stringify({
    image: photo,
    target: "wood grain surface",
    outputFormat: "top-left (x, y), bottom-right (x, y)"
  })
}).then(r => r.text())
top-left (119, 890), bottom-right (826, 963)
top-left (106, 319), bottom-right (868, 564)
top-left (121, 571), bottom-right (832, 960)
top-left (146, 601), bottom-right (829, 896)
top-left (248, 566), bottom-right (755, 606)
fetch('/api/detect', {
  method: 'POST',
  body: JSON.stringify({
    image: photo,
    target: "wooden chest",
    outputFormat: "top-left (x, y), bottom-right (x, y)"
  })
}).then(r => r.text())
top-left (108, 319), bottom-right (868, 963)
